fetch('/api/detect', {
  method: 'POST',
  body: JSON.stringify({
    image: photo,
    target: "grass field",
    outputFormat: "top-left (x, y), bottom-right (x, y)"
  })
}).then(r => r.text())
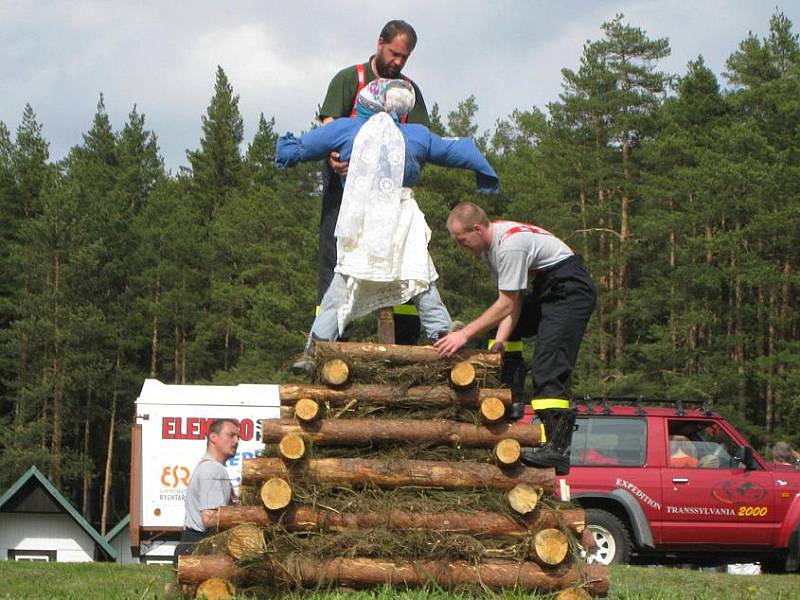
top-left (1, 561), bottom-right (799, 600)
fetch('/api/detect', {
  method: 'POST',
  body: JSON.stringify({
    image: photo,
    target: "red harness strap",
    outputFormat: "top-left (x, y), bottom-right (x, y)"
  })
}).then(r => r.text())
top-left (349, 64), bottom-right (368, 117)
top-left (350, 63), bottom-right (410, 123)
top-left (496, 222), bottom-right (554, 279)
top-left (497, 222), bottom-right (553, 245)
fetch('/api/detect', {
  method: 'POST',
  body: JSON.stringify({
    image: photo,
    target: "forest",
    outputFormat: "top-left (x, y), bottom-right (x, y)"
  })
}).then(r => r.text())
top-left (0, 13), bottom-right (797, 534)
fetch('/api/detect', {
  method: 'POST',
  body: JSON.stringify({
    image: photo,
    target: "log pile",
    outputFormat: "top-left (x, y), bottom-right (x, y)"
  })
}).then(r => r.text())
top-left (177, 341), bottom-right (608, 598)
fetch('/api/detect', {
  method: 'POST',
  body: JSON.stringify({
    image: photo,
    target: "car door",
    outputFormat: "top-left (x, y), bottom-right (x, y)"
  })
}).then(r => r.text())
top-left (659, 418), bottom-right (777, 546)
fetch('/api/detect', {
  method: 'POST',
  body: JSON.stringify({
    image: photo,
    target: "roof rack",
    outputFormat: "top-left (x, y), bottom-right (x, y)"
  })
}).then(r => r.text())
top-left (572, 396), bottom-right (714, 417)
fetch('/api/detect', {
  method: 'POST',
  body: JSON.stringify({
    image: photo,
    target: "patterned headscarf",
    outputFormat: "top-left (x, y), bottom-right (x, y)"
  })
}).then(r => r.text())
top-left (355, 78), bottom-right (416, 122)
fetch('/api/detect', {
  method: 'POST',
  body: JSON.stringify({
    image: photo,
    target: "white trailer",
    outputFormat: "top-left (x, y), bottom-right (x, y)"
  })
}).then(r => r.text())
top-left (129, 379), bottom-right (281, 561)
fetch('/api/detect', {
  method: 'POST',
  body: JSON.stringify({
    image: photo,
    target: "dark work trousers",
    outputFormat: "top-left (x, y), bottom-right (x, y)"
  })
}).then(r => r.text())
top-left (512, 255), bottom-right (597, 400)
top-left (173, 528), bottom-right (205, 566)
top-left (486, 329), bottom-right (527, 406)
top-left (318, 166), bottom-right (421, 344)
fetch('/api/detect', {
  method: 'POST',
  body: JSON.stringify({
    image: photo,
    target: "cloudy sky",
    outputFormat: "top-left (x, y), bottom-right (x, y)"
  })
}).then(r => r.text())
top-left (2, 1), bottom-right (798, 171)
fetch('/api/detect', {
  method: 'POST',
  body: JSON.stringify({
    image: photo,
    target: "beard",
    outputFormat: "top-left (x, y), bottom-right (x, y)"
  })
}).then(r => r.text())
top-left (375, 54), bottom-right (401, 78)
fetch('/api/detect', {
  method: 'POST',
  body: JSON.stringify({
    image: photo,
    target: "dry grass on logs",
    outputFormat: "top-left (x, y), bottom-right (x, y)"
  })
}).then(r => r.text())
top-left (281, 382), bottom-right (515, 424)
top-left (260, 526), bottom-right (537, 564)
top-left (193, 489), bottom-right (594, 595)
top-left (249, 478), bottom-right (577, 531)
top-left (312, 347), bottom-right (500, 388)
top-left (232, 482), bottom-right (585, 566)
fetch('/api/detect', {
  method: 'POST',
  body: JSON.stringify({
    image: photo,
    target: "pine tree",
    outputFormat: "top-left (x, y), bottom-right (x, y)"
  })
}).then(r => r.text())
top-left (186, 66), bottom-right (245, 220)
top-left (245, 113), bottom-right (278, 188)
top-left (724, 12), bottom-right (800, 435)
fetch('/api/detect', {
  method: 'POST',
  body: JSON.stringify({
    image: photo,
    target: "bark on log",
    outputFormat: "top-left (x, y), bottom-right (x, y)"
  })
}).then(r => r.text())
top-left (315, 341), bottom-right (502, 368)
top-left (321, 358), bottom-right (350, 386)
top-left (216, 504), bottom-right (587, 539)
top-left (261, 418), bottom-right (542, 448)
top-left (279, 383), bottom-right (511, 408)
top-left (179, 555), bottom-right (240, 584)
top-left (533, 528), bottom-right (570, 566)
top-left (178, 555), bottom-right (610, 596)
top-left (243, 457), bottom-right (554, 493)
top-left (195, 577), bottom-right (235, 600)
top-left (581, 528), bottom-right (597, 553)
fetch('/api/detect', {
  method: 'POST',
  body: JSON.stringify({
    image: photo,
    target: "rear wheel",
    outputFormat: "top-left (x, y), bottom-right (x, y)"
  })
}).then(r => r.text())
top-left (761, 552), bottom-right (788, 574)
top-left (583, 508), bottom-right (632, 565)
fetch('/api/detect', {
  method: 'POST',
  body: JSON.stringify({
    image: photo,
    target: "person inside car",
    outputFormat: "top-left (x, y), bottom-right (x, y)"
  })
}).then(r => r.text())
top-left (772, 441), bottom-right (800, 470)
top-left (669, 435), bottom-right (700, 468)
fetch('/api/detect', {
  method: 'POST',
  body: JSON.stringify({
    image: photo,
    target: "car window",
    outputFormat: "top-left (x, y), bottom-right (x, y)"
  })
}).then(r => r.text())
top-left (667, 419), bottom-right (759, 470)
top-left (571, 417), bottom-right (646, 467)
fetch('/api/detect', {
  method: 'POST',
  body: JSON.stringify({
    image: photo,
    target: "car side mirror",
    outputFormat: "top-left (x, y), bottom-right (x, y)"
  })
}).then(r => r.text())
top-left (733, 446), bottom-right (756, 470)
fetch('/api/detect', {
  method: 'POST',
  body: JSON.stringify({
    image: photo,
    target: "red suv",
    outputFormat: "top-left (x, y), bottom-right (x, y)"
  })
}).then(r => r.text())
top-left (527, 398), bottom-right (800, 571)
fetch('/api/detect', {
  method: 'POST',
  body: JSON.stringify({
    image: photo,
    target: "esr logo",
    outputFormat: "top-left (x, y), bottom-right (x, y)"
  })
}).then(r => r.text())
top-left (161, 465), bottom-right (191, 488)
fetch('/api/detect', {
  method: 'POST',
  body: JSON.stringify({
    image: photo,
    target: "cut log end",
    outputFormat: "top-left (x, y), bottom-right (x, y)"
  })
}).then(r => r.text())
top-left (493, 438), bottom-right (522, 466)
top-left (554, 587), bottom-right (593, 600)
top-left (294, 398), bottom-right (321, 423)
top-left (450, 361), bottom-right (476, 388)
top-left (480, 397), bottom-right (506, 423)
top-left (533, 527), bottom-right (570, 566)
top-left (507, 483), bottom-right (542, 515)
top-left (278, 433), bottom-right (306, 461)
top-left (260, 477), bottom-right (292, 511)
top-left (226, 524), bottom-right (266, 561)
top-left (195, 578), bottom-right (235, 600)
top-left (321, 358), bottom-right (350, 386)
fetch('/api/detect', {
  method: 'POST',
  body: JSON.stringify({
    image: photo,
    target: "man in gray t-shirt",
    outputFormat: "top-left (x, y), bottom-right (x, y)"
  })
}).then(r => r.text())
top-left (436, 202), bottom-right (596, 476)
top-left (174, 418), bottom-right (240, 563)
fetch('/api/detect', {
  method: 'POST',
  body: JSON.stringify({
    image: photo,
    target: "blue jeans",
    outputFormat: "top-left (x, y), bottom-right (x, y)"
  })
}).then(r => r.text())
top-left (311, 273), bottom-right (451, 341)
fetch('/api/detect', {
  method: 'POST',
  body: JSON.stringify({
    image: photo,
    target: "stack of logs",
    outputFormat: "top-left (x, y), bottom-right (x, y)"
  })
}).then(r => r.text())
top-left (177, 341), bottom-right (609, 599)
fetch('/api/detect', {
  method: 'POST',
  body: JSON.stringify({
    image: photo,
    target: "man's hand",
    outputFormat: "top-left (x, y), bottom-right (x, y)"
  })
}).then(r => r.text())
top-left (329, 151), bottom-right (349, 176)
top-left (434, 330), bottom-right (468, 357)
top-left (488, 340), bottom-right (506, 354)
top-left (200, 509), bottom-right (217, 530)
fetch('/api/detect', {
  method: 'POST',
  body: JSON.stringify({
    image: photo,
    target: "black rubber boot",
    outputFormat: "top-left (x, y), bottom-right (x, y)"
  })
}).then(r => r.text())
top-left (520, 408), bottom-right (576, 475)
top-left (501, 353), bottom-right (527, 421)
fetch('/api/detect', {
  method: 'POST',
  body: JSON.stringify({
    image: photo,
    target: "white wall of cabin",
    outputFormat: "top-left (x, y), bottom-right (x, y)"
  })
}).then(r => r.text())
top-left (0, 513), bottom-right (95, 562)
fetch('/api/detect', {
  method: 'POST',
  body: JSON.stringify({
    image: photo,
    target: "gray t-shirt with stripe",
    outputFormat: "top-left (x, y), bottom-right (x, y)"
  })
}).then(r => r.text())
top-left (484, 221), bottom-right (573, 291)
top-left (183, 452), bottom-right (234, 532)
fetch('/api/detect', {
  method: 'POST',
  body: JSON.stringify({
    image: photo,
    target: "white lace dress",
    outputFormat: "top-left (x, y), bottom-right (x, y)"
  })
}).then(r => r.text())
top-left (333, 112), bottom-right (438, 335)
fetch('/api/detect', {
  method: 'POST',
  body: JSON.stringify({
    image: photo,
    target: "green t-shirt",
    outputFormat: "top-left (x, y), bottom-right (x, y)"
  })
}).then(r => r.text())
top-left (319, 58), bottom-right (430, 126)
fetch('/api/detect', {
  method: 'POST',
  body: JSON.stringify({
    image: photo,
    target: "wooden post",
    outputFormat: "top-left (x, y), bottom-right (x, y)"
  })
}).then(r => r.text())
top-left (377, 307), bottom-right (395, 344)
